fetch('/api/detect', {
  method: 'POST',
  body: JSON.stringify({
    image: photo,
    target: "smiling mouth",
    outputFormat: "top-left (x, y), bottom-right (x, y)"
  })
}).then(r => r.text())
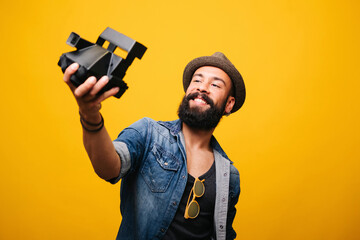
top-left (193, 97), bottom-right (208, 105)
top-left (186, 92), bottom-right (214, 107)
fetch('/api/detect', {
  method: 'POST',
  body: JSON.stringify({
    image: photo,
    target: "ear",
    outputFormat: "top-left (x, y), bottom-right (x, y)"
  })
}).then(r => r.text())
top-left (224, 96), bottom-right (235, 114)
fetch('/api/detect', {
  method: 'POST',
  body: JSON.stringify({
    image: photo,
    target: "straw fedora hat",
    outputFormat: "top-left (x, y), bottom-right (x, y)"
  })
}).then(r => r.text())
top-left (183, 52), bottom-right (246, 113)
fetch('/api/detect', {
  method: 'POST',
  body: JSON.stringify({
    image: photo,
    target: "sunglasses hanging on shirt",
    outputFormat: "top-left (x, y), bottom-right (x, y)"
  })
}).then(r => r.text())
top-left (184, 178), bottom-right (205, 219)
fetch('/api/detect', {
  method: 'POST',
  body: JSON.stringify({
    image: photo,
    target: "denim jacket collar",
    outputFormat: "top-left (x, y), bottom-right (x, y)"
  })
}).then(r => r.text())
top-left (158, 119), bottom-right (233, 164)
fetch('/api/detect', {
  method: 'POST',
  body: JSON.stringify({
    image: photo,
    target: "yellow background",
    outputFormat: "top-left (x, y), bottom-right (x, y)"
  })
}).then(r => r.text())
top-left (1, 0), bottom-right (359, 239)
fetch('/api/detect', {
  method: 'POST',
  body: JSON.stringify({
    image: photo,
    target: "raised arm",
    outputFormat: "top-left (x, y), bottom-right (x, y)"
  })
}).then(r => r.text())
top-left (63, 63), bottom-right (121, 180)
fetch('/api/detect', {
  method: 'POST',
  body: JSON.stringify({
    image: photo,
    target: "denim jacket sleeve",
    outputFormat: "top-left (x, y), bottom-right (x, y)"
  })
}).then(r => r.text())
top-left (110, 118), bottom-right (150, 183)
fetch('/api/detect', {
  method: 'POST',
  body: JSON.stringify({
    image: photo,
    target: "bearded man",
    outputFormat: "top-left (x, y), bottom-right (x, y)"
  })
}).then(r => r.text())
top-left (63, 52), bottom-right (246, 240)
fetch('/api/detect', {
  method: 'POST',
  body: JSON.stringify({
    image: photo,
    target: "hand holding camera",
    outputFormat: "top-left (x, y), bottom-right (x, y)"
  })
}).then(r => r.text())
top-left (59, 27), bottom-right (147, 124)
top-left (63, 62), bottom-right (119, 125)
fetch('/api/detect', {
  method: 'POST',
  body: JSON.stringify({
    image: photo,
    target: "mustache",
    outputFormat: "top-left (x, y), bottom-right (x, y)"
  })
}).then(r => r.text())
top-left (185, 92), bottom-right (214, 107)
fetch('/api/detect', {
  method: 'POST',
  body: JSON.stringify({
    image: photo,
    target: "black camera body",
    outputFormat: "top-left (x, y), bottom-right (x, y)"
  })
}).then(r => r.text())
top-left (58, 27), bottom-right (147, 98)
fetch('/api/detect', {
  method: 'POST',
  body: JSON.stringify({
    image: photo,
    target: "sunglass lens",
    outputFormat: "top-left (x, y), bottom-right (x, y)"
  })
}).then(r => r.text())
top-left (188, 201), bottom-right (199, 218)
top-left (194, 180), bottom-right (204, 196)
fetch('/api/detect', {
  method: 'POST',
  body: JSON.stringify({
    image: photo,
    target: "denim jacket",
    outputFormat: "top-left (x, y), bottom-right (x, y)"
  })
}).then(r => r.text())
top-left (111, 118), bottom-right (240, 240)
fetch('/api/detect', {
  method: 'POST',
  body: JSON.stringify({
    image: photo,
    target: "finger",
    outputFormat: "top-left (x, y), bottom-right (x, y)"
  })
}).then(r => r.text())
top-left (74, 76), bottom-right (97, 98)
top-left (96, 87), bottom-right (120, 103)
top-left (63, 63), bottom-right (79, 83)
top-left (89, 76), bottom-right (109, 96)
top-left (63, 63), bottom-right (79, 91)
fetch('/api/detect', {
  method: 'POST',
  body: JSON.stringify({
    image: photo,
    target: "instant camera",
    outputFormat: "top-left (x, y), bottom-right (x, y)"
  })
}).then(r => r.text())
top-left (58, 27), bottom-right (147, 98)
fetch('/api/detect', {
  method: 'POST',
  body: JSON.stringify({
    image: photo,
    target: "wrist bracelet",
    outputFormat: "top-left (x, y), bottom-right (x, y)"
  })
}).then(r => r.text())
top-left (79, 112), bottom-right (104, 132)
top-left (79, 112), bottom-right (103, 126)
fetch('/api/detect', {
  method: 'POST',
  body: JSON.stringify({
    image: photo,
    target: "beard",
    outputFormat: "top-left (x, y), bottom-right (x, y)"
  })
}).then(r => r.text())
top-left (177, 92), bottom-right (227, 130)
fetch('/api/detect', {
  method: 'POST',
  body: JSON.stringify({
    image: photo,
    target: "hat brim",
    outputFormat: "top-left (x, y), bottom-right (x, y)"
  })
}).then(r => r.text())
top-left (183, 56), bottom-right (246, 113)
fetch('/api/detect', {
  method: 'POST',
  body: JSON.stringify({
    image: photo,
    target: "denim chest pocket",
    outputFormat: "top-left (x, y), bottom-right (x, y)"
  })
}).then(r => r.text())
top-left (141, 144), bottom-right (180, 193)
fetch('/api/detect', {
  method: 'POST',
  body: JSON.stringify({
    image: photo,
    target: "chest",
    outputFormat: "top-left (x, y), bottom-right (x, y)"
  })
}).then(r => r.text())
top-left (186, 149), bottom-right (214, 178)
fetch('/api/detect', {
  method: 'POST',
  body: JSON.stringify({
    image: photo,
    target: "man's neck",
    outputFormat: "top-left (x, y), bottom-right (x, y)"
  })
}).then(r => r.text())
top-left (182, 122), bottom-right (214, 151)
top-left (182, 122), bottom-right (215, 178)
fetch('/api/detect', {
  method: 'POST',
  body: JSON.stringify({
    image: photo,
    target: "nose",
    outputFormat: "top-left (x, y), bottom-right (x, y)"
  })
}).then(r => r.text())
top-left (196, 81), bottom-right (210, 93)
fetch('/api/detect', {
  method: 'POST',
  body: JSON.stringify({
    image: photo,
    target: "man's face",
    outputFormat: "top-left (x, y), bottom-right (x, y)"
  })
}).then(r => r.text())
top-left (178, 66), bottom-right (235, 130)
